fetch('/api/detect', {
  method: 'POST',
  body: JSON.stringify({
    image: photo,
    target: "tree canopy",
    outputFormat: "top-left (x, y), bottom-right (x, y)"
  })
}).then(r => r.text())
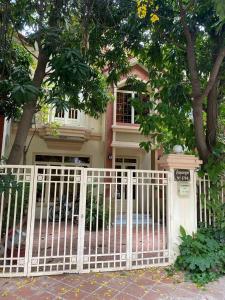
top-left (0, 0), bottom-right (225, 167)
top-left (131, 0), bottom-right (225, 167)
top-left (0, 0), bottom-right (141, 164)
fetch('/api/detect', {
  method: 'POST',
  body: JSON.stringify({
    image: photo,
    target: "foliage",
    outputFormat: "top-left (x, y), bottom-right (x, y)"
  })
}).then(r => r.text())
top-left (85, 192), bottom-right (109, 231)
top-left (47, 48), bottom-right (112, 118)
top-left (0, 173), bottom-right (30, 237)
top-left (129, 76), bottom-right (194, 153)
top-left (213, 0), bottom-right (225, 23)
top-left (0, 0), bottom-right (142, 119)
top-left (1, 0), bottom-right (150, 163)
top-left (175, 226), bottom-right (225, 286)
top-left (0, 173), bottom-right (20, 192)
top-left (0, 43), bottom-right (38, 119)
top-left (37, 103), bottom-right (60, 136)
top-left (134, 0), bottom-right (225, 163)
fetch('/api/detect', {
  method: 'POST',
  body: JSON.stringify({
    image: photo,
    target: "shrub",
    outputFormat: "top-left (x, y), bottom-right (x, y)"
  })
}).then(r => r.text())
top-left (0, 174), bottom-right (30, 237)
top-left (175, 226), bottom-right (225, 286)
top-left (85, 193), bottom-right (109, 231)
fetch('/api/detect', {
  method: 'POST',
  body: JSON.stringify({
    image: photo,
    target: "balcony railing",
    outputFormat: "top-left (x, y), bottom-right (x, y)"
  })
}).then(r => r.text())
top-left (50, 108), bottom-right (86, 127)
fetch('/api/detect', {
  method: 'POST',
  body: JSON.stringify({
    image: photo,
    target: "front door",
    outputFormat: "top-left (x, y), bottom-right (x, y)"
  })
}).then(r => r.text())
top-left (115, 158), bottom-right (137, 213)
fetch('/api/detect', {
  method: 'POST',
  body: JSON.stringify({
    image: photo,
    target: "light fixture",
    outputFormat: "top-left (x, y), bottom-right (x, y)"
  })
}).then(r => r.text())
top-left (173, 145), bottom-right (184, 154)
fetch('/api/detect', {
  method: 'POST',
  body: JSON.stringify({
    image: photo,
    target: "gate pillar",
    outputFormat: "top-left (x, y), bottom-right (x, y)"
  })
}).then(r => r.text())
top-left (158, 154), bottom-right (202, 262)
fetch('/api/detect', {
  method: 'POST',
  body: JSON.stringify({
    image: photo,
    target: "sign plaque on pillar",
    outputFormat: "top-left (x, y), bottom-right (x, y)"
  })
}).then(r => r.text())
top-left (174, 169), bottom-right (190, 181)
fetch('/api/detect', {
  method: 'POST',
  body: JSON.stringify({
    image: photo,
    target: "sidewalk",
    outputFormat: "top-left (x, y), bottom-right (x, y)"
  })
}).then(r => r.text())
top-left (0, 267), bottom-right (224, 299)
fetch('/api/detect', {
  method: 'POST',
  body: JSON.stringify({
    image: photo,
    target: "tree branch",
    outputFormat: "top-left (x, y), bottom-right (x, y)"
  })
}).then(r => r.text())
top-left (185, 0), bottom-right (196, 11)
top-left (16, 31), bottom-right (38, 60)
top-left (202, 47), bottom-right (225, 100)
top-left (178, 0), bottom-right (201, 99)
top-left (179, 1), bottom-right (225, 103)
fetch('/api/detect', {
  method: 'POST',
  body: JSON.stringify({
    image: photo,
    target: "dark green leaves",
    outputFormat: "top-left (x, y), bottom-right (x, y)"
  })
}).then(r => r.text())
top-left (0, 173), bottom-right (20, 193)
top-left (46, 47), bottom-right (111, 117)
top-left (0, 43), bottom-right (36, 118)
top-left (175, 226), bottom-right (225, 286)
top-left (1, 0), bottom-right (139, 121)
top-left (11, 83), bottom-right (39, 102)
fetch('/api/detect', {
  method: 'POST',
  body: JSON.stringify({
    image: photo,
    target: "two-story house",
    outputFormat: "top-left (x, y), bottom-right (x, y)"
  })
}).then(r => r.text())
top-left (3, 59), bottom-right (159, 171)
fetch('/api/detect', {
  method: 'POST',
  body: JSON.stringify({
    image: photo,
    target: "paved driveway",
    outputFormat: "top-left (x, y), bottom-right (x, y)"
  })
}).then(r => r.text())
top-left (0, 268), bottom-right (224, 299)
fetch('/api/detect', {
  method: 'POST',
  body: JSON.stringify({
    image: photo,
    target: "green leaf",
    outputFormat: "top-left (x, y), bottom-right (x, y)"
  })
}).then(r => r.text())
top-left (180, 226), bottom-right (186, 237)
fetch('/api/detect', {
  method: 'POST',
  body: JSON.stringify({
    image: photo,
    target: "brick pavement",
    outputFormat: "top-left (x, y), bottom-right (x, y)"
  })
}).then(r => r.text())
top-left (0, 267), bottom-right (224, 300)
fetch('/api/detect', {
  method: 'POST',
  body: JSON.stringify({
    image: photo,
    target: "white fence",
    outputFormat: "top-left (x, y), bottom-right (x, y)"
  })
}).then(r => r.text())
top-left (196, 175), bottom-right (225, 227)
top-left (0, 166), bottom-right (171, 277)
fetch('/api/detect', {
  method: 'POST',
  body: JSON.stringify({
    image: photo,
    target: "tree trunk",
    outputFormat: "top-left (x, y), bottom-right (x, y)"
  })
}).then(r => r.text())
top-left (7, 51), bottom-right (48, 165)
top-left (192, 100), bottom-right (211, 163)
top-left (206, 80), bottom-right (218, 151)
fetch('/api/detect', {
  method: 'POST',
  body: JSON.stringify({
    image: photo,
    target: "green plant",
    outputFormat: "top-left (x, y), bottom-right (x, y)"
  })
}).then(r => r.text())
top-left (0, 174), bottom-right (30, 237)
top-left (85, 193), bottom-right (109, 231)
top-left (198, 155), bottom-right (225, 229)
top-left (198, 224), bottom-right (225, 244)
top-left (165, 265), bottom-right (177, 277)
top-left (175, 226), bottom-right (225, 286)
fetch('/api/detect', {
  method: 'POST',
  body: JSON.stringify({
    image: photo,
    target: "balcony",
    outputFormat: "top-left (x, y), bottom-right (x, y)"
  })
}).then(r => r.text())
top-left (52, 107), bottom-right (86, 127)
top-left (38, 107), bottom-right (101, 149)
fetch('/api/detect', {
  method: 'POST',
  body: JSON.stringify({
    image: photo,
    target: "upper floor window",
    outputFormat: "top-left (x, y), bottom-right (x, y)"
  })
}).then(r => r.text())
top-left (116, 90), bottom-right (149, 124)
top-left (116, 92), bottom-right (133, 123)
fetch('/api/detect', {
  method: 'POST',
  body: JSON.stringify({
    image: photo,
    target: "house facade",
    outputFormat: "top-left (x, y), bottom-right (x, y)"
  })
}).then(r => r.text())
top-left (3, 60), bottom-right (160, 170)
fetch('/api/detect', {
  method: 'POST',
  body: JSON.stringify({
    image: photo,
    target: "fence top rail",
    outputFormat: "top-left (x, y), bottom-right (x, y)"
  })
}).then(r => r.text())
top-left (0, 164), bottom-right (171, 174)
top-left (0, 165), bottom-right (34, 168)
top-left (197, 174), bottom-right (225, 180)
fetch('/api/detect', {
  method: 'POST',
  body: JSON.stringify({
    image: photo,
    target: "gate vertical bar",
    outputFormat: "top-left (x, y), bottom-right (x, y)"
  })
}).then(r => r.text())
top-left (24, 166), bottom-right (36, 276)
top-left (167, 171), bottom-right (173, 264)
top-left (77, 168), bottom-right (87, 272)
top-left (126, 170), bottom-right (132, 269)
top-left (193, 171), bottom-right (198, 230)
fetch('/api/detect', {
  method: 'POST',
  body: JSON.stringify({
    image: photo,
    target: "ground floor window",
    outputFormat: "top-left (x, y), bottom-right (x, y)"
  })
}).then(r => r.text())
top-left (35, 155), bottom-right (90, 203)
top-left (35, 155), bottom-right (90, 167)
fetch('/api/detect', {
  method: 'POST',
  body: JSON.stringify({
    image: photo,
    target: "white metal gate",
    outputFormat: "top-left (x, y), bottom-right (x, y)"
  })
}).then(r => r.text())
top-left (0, 166), bottom-right (171, 277)
top-left (197, 174), bottom-right (225, 227)
top-left (0, 166), bottom-right (34, 277)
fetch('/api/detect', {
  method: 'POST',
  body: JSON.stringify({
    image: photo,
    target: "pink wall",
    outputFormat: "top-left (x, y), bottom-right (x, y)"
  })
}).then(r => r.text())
top-left (104, 63), bottom-right (149, 167)
top-left (119, 64), bottom-right (149, 82)
top-left (105, 102), bottom-right (113, 168)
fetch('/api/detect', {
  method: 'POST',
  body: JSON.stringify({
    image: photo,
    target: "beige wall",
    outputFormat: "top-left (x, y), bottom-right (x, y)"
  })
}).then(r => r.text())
top-left (116, 132), bottom-right (148, 143)
top-left (7, 112), bottom-right (153, 170)
top-left (7, 127), bottom-right (152, 170)
top-left (7, 129), bottom-right (105, 168)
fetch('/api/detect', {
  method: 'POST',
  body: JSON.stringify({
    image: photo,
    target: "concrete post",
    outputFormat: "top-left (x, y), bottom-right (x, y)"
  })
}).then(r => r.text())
top-left (158, 154), bottom-right (202, 262)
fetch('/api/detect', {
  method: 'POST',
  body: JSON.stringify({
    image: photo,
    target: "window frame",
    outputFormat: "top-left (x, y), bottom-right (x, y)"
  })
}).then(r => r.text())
top-left (116, 90), bottom-right (137, 124)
